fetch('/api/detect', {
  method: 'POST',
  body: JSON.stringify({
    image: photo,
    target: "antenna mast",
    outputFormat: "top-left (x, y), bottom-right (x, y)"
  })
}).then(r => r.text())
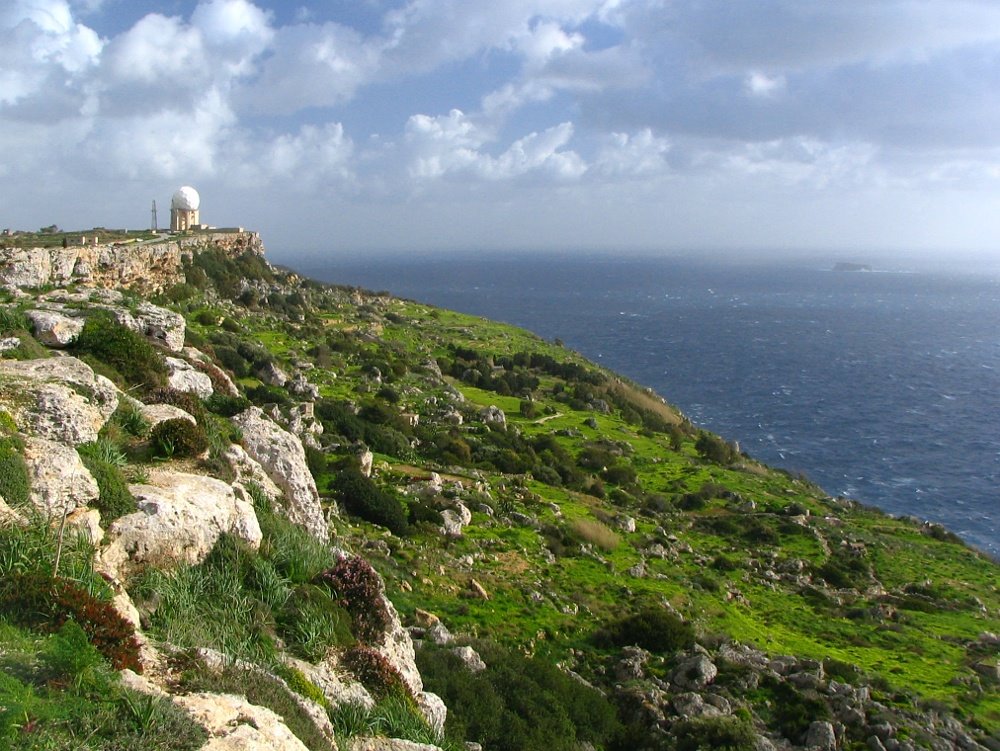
top-left (151, 200), bottom-right (158, 232)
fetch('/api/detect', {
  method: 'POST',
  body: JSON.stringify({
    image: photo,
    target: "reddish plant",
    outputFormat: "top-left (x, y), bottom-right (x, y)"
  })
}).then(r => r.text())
top-left (316, 556), bottom-right (390, 645)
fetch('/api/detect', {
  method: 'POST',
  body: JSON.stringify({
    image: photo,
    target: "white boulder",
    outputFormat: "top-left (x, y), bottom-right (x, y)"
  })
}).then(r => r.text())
top-left (165, 356), bottom-right (214, 398)
top-left (0, 357), bottom-right (118, 445)
top-left (100, 470), bottom-right (262, 578)
top-left (25, 309), bottom-right (84, 347)
top-left (174, 692), bottom-right (311, 751)
top-left (232, 407), bottom-right (330, 540)
top-left (140, 402), bottom-right (196, 428)
top-left (23, 437), bottom-right (99, 516)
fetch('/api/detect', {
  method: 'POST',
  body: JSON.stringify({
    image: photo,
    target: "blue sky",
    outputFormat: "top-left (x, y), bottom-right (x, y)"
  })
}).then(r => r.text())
top-left (2, 0), bottom-right (1000, 260)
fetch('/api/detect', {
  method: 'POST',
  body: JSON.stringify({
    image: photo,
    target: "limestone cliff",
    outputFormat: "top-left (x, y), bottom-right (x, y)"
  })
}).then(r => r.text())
top-left (0, 231), bottom-right (262, 294)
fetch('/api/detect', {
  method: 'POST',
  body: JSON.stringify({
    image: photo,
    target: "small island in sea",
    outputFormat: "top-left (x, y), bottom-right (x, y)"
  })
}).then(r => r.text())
top-left (832, 261), bottom-right (873, 272)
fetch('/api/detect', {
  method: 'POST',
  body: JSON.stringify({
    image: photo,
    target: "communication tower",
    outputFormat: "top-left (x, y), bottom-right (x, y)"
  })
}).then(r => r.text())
top-left (151, 200), bottom-right (158, 232)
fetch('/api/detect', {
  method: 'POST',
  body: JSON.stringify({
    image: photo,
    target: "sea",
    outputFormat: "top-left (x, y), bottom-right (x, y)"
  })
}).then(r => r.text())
top-left (291, 252), bottom-right (1000, 558)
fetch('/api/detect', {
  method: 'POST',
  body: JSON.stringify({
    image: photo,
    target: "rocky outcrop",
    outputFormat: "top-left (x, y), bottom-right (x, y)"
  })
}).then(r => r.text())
top-left (347, 740), bottom-right (443, 751)
top-left (0, 356), bottom-right (118, 444)
top-left (165, 356), bottom-right (214, 397)
top-left (0, 232), bottom-right (263, 295)
top-left (439, 501), bottom-right (471, 537)
top-left (25, 309), bottom-right (84, 347)
top-left (113, 302), bottom-right (186, 352)
top-left (139, 402), bottom-right (197, 428)
top-left (174, 692), bottom-right (311, 751)
top-left (23, 437), bottom-right (99, 515)
top-left (99, 470), bottom-right (262, 578)
top-left (232, 407), bottom-right (330, 540)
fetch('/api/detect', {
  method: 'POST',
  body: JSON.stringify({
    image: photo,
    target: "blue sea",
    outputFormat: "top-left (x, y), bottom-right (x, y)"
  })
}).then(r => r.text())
top-left (292, 253), bottom-right (1000, 558)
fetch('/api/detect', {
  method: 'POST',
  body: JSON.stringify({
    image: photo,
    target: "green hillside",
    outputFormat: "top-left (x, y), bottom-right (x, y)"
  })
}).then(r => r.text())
top-left (1, 244), bottom-right (997, 751)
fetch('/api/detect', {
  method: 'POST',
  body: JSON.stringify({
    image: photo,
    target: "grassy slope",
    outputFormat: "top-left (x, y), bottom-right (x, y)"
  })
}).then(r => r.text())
top-left (186, 284), bottom-right (1000, 734)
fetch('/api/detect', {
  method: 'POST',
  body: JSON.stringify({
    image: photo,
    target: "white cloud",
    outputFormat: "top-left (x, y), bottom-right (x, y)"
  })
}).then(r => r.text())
top-left (595, 129), bottom-right (670, 177)
top-left (403, 110), bottom-right (585, 182)
top-left (745, 71), bottom-right (785, 98)
top-left (104, 13), bottom-right (203, 85)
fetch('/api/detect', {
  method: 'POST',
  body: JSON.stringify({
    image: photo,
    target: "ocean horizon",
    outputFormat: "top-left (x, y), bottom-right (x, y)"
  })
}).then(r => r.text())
top-left (289, 252), bottom-right (1000, 558)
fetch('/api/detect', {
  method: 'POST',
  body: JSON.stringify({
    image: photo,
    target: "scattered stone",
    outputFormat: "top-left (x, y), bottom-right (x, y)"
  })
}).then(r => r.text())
top-left (139, 402), bottom-right (196, 428)
top-left (468, 578), bottom-right (490, 600)
top-left (25, 309), bottom-right (84, 347)
top-left (479, 405), bottom-right (506, 428)
top-left (0, 356), bottom-right (118, 444)
top-left (417, 691), bottom-right (448, 735)
top-left (451, 645), bottom-right (487, 673)
top-left (164, 356), bottom-right (214, 398)
top-left (257, 361), bottom-right (289, 387)
top-left (805, 720), bottom-right (837, 750)
top-left (440, 501), bottom-right (472, 537)
top-left (671, 653), bottom-right (718, 690)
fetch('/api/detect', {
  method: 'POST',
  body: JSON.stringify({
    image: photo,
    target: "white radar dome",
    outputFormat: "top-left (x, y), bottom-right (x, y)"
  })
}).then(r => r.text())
top-left (171, 186), bottom-right (200, 211)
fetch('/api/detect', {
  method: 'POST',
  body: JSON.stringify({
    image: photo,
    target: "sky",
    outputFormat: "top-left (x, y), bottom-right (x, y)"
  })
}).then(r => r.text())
top-left (2, 0), bottom-right (1000, 261)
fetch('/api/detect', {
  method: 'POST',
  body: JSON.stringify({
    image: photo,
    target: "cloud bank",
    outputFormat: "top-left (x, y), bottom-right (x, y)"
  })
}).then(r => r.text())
top-left (1, 0), bottom-right (999, 256)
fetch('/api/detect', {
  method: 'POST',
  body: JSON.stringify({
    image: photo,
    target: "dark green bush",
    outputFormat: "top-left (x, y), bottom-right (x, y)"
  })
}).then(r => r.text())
top-left (695, 432), bottom-right (737, 465)
top-left (204, 392), bottom-right (251, 417)
top-left (150, 418), bottom-right (209, 459)
top-left (674, 715), bottom-right (757, 751)
top-left (72, 314), bottom-right (167, 389)
top-left (0, 436), bottom-right (30, 507)
top-left (77, 443), bottom-right (136, 523)
top-left (144, 387), bottom-right (206, 423)
top-left (593, 607), bottom-right (695, 654)
top-left (0, 572), bottom-right (142, 672)
top-left (763, 676), bottom-right (831, 742)
top-left (333, 465), bottom-right (409, 536)
top-left (417, 641), bottom-right (621, 751)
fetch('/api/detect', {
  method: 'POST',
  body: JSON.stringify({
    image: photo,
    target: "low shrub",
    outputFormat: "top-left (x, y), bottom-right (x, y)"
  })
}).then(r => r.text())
top-left (417, 640), bottom-right (621, 751)
top-left (674, 715), bottom-right (757, 751)
top-left (0, 436), bottom-right (30, 507)
top-left (277, 584), bottom-right (354, 661)
top-left (204, 393), bottom-right (251, 417)
top-left (0, 572), bottom-right (142, 672)
top-left (150, 418), bottom-right (209, 459)
top-left (144, 387), bottom-right (206, 423)
top-left (77, 442), bottom-right (137, 523)
top-left (332, 465), bottom-right (409, 536)
top-left (72, 314), bottom-right (167, 389)
top-left (341, 645), bottom-right (411, 700)
top-left (316, 556), bottom-right (390, 645)
top-left (593, 607), bottom-right (695, 654)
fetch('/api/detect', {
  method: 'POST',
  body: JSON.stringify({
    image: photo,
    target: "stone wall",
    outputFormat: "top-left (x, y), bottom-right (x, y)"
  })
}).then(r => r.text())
top-left (0, 231), bottom-right (263, 294)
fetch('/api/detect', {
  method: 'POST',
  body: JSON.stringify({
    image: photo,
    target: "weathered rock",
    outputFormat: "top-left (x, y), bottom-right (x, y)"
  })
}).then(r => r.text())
top-left (225, 444), bottom-right (283, 503)
top-left (258, 361), bottom-right (289, 387)
top-left (357, 447), bottom-right (374, 478)
top-left (347, 739), bottom-right (443, 751)
top-left (183, 347), bottom-right (239, 396)
top-left (64, 508), bottom-right (104, 545)
top-left (232, 408), bottom-right (329, 539)
top-left (100, 470), bottom-right (262, 578)
top-left (165, 356), bottom-right (214, 398)
top-left (140, 402), bottom-right (196, 428)
top-left (417, 691), bottom-right (447, 736)
top-left (175, 692), bottom-right (311, 751)
top-left (479, 405), bottom-right (506, 428)
top-left (440, 502), bottom-right (472, 537)
top-left (293, 656), bottom-right (375, 711)
top-left (0, 356), bottom-right (118, 444)
top-left (450, 645), bottom-right (486, 673)
top-left (22, 437), bottom-right (99, 515)
top-left (0, 497), bottom-right (27, 526)
top-left (671, 654), bottom-right (718, 690)
top-left (672, 692), bottom-right (720, 718)
top-left (25, 309), bottom-right (84, 347)
top-left (288, 373), bottom-right (319, 400)
top-left (425, 620), bottom-right (454, 646)
top-left (377, 594), bottom-right (423, 695)
top-left (0, 337), bottom-right (20, 352)
top-left (615, 646), bottom-right (651, 681)
top-left (806, 720), bottom-right (837, 750)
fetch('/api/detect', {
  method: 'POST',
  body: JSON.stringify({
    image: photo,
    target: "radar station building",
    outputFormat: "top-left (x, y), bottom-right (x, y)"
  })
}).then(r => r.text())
top-left (170, 186), bottom-right (201, 231)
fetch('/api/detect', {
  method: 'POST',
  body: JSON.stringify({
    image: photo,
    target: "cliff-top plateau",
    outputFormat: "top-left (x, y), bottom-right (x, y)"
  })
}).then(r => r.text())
top-left (0, 232), bottom-right (997, 751)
